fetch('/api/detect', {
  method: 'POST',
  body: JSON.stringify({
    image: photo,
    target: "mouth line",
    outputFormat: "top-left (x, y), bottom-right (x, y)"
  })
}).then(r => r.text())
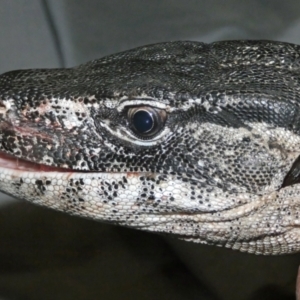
top-left (0, 151), bottom-right (77, 173)
top-left (0, 151), bottom-right (147, 177)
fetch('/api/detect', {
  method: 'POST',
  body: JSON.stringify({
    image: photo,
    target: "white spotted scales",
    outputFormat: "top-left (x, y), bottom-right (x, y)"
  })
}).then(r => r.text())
top-left (0, 40), bottom-right (300, 254)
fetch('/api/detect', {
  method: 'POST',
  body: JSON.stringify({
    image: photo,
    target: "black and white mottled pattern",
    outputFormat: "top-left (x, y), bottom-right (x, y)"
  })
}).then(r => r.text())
top-left (0, 40), bottom-right (300, 254)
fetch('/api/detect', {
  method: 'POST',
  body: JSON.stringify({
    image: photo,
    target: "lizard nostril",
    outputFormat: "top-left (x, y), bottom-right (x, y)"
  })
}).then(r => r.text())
top-left (0, 101), bottom-right (7, 116)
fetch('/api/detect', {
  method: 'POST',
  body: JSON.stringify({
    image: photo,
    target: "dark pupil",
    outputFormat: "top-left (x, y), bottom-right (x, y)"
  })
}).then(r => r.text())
top-left (132, 110), bottom-right (153, 133)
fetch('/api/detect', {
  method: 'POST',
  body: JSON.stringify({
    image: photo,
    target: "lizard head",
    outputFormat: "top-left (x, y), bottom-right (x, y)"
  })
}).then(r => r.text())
top-left (0, 40), bottom-right (300, 254)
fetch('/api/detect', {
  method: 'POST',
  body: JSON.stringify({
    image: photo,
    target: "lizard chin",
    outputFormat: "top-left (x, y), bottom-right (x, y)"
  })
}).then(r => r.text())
top-left (0, 151), bottom-right (74, 172)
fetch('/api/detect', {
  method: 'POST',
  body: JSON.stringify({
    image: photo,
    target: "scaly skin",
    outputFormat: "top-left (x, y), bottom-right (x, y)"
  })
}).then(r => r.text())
top-left (1, 40), bottom-right (300, 254)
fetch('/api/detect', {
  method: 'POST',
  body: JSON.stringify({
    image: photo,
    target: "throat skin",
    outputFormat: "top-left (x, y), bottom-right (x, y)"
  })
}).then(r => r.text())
top-left (0, 40), bottom-right (300, 254)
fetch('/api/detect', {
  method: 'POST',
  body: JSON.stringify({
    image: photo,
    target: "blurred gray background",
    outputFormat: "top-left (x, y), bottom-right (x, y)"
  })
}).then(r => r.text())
top-left (0, 1), bottom-right (300, 299)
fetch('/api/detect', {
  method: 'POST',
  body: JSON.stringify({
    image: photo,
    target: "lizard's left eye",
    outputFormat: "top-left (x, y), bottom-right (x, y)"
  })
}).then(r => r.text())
top-left (128, 106), bottom-right (167, 138)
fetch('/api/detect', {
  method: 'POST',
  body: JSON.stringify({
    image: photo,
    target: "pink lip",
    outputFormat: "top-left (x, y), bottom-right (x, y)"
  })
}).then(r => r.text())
top-left (0, 151), bottom-right (74, 172)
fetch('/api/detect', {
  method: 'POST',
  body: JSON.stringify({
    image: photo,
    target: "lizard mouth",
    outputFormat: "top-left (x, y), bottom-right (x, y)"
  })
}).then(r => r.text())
top-left (0, 151), bottom-right (74, 172)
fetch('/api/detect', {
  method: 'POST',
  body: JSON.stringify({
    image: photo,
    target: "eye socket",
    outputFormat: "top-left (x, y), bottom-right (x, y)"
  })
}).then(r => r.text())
top-left (127, 106), bottom-right (167, 138)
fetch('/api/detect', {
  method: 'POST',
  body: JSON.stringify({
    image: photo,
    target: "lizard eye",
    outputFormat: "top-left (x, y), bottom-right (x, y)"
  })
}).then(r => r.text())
top-left (128, 106), bottom-right (167, 138)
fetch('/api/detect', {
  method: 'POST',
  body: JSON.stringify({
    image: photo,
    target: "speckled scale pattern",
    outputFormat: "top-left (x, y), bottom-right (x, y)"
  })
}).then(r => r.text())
top-left (1, 40), bottom-right (300, 254)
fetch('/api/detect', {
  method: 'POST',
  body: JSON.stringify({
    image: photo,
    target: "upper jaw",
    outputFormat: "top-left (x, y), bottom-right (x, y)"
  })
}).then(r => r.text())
top-left (0, 150), bottom-right (75, 172)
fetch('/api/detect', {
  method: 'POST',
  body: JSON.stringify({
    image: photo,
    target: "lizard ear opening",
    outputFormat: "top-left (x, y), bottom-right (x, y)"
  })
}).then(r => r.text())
top-left (282, 156), bottom-right (300, 188)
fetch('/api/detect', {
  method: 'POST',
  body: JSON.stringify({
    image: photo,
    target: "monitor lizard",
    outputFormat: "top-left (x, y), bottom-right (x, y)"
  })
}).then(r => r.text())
top-left (0, 40), bottom-right (300, 255)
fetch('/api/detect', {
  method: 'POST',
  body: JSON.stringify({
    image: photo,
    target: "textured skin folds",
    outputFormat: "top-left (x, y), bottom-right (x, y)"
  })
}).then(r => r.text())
top-left (1, 40), bottom-right (300, 254)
